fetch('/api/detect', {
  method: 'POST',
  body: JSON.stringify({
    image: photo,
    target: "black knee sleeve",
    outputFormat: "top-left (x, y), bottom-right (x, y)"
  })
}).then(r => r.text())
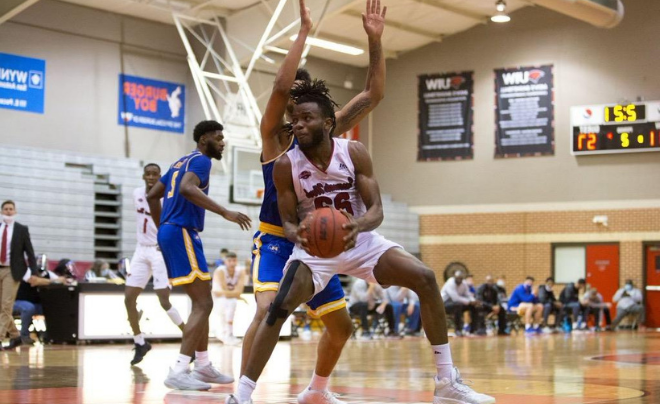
top-left (266, 260), bottom-right (301, 326)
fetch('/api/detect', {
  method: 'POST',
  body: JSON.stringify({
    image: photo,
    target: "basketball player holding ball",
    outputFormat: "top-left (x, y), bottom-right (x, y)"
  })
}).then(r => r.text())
top-left (231, 78), bottom-right (496, 404)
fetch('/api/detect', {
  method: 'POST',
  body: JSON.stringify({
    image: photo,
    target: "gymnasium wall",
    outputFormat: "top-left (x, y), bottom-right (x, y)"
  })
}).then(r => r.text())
top-left (0, 0), bottom-right (365, 163)
top-left (368, 0), bottom-right (660, 288)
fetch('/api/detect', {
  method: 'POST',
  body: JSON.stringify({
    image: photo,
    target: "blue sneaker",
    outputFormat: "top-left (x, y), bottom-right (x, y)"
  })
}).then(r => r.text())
top-left (534, 326), bottom-right (542, 334)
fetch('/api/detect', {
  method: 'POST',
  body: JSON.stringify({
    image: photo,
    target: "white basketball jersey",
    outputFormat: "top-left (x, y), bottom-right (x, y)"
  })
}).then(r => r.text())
top-left (220, 266), bottom-right (241, 291)
top-left (134, 186), bottom-right (158, 245)
top-left (287, 138), bottom-right (367, 221)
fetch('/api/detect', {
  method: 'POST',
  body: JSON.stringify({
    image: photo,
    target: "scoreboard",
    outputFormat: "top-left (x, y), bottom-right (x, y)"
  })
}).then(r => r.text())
top-left (571, 101), bottom-right (660, 155)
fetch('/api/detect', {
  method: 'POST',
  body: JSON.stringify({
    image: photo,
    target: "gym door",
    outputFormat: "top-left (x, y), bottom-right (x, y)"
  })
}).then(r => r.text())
top-left (645, 245), bottom-right (660, 328)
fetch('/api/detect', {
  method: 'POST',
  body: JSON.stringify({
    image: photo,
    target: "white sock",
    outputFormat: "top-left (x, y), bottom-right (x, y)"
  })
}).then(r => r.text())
top-left (431, 344), bottom-right (453, 380)
top-left (166, 306), bottom-right (184, 326)
top-left (194, 351), bottom-right (210, 368)
top-left (309, 372), bottom-right (329, 391)
top-left (237, 375), bottom-right (257, 401)
top-left (133, 333), bottom-right (145, 345)
top-left (173, 354), bottom-right (191, 374)
top-left (525, 324), bottom-right (532, 330)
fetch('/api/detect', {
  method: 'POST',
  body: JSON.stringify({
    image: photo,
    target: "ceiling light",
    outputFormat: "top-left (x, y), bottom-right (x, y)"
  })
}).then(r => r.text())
top-left (491, 0), bottom-right (511, 23)
top-left (289, 35), bottom-right (364, 56)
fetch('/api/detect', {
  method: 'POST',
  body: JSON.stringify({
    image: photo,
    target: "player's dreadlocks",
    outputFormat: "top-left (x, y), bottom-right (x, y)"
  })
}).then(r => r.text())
top-left (290, 79), bottom-right (340, 137)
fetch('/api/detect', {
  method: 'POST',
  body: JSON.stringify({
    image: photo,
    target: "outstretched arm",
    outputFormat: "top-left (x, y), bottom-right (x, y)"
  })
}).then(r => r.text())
top-left (147, 182), bottom-right (165, 227)
top-left (334, 0), bottom-right (387, 135)
top-left (261, 0), bottom-right (313, 161)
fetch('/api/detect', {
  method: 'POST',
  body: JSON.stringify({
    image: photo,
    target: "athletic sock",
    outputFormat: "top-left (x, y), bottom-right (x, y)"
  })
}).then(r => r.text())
top-left (194, 351), bottom-right (210, 368)
top-left (236, 375), bottom-right (257, 401)
top-left (133, 333), bottom-right (145, 346)
top-left (166, 306), bottom-right (184, 326)
top-left (309, 372), bottom-right (329, 391)
top-left (173, 354), bottom-right (192, 374)
top-left (431, 344), bottom-right (453, 380)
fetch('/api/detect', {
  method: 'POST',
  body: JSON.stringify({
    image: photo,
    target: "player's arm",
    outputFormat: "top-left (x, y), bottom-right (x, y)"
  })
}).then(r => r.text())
top-left (333, 0), bottom-right (387, 135)
top-left (273, 155), bottom-right (310, 252)
top-left (342, 141), bottom-right (383, 250)
top-left (261, 0), bottom-right (312, 161)
top-left (212, 268), bottom-right (225, 298)
top-left (179, 171), bottom-right (251, 230)
top-left (146, 181), bottom-right (166, 228)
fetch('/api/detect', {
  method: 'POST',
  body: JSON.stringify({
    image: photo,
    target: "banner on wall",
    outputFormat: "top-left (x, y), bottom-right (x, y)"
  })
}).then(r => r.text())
top-left (418, 71), bottom-right (474, 161)
top-left (118, 74), bottom-right (185, 134)
top-left (494, 64), bottom-right (554, 158)
top-left (0, 52), bottom-right (46, 114)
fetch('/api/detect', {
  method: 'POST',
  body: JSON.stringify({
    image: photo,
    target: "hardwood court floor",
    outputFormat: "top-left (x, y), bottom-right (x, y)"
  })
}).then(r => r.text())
top-left (1, 331), bottom-right (659, 404)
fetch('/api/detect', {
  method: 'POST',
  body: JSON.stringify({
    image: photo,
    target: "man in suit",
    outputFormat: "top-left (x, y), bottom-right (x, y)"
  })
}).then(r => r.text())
top-left (0, 200), bottom-right (39, 350)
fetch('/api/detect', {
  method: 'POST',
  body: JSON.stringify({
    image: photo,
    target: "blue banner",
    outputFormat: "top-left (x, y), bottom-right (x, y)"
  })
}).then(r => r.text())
top-left (118, 74), bottom-right (185, 134)
top-left (0, 52), bottom-right (46, 114)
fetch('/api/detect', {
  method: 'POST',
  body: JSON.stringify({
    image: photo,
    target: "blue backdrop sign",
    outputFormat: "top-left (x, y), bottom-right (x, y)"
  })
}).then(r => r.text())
top-left (0, 52), bottom-right (46, 114)
top-left (118, 74), bottom-right (185, 134)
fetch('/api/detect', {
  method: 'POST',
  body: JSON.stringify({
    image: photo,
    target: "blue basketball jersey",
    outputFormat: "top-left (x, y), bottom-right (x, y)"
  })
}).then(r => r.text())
top-left (259, 136), bottom-right (296, 227)
top-left (160, 150), bottom-right (212, 231)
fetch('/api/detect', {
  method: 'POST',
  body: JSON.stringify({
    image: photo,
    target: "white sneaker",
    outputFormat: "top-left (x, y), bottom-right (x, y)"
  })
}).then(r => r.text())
top-left (297, 387), bottom-right (347, 404)
top-left (192, 362), bottom-right (234, 384)
top-left (225, 394), bottom-right (254, 404)
top-left (434, 367), bottom-right (496, 404)
top-left (164, 368), bottom-right (212, 390)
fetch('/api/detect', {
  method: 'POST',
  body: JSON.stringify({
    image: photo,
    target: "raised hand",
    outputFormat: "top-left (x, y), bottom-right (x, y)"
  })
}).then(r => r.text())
top-left (362, 0), bottom-right (387, 39)
top-left (300, 0), bottom-right (312, 33)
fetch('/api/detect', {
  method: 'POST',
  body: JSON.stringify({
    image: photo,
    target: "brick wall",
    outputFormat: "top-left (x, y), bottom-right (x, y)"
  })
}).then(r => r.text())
top-left (420, 208), bottom-right (660, 290)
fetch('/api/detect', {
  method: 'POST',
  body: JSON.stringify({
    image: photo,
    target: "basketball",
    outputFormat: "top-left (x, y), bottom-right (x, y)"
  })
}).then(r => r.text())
top-left (301, 207), bottom-right (350, 258)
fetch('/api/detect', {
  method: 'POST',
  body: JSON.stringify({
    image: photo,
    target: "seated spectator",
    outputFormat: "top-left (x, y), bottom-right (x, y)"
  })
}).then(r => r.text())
top-left (611, 280), bottom-right (645, 329)
top-left (559, 278), bottom-right (587, 329)
top-left (52, 259), bottom-right (77, 280)
top-left (384, 286), bottom-right (421, 336)
top-left (85, 259), bottom-right (121, 282)
top-left (496, 276), bottom-right (508, 310)
top-left (441, 271), bottom-right (481, 337)
top-left (508, 276), bottom-right (544, 334)
top-left (475, 275), bottom-right (508, 336)
top-left (465, 275), bottom-right (476, 297)
top-left (581, 287), bottom-right (612, 331)
top-left (538, 277), bottom-right (563, 330)
top-left (348, 279), bottom-right (396, 339)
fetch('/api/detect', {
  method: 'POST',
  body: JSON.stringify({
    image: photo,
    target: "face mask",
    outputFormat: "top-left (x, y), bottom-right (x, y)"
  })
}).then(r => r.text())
top-left (624, 284), bottom-right (633, 292)
top-left (2, 214), bottom-right (16, 224)
top-left (496, 280), bottom-right (505, 287)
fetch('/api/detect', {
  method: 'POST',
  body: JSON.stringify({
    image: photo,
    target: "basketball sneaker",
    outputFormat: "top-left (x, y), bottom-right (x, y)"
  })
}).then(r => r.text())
top-left (164, 368), bottom-right (212, 390)
top-left (225, 394), bottom-right (253, 404)
top-left (434, 367), bottom-right (496, 404)
top-left (130, 341), bottom-right (152, 366)
top-left (297, 388), bottom-right (347, 404)
top-left (192, 362), bottom-right (234, 384)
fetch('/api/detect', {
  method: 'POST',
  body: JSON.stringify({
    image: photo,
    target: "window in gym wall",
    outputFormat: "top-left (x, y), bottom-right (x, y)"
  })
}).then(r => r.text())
top-left (553, 245), bottom-right (586, 283)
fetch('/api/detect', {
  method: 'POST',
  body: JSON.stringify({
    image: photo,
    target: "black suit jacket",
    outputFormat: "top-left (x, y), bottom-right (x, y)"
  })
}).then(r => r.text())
top-left (8, 222), bottom-right (38, 281)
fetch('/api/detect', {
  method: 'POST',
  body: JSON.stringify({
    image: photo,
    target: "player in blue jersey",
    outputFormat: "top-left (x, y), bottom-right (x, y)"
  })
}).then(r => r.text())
top-left (147, 120), bottom-right (252, 391)
top-left (232, 1), bottom-right (387, 403)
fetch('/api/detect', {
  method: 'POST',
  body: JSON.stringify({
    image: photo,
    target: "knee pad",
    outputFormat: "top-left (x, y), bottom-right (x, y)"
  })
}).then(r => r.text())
top-left (266, 260), bottom-right (301, 326)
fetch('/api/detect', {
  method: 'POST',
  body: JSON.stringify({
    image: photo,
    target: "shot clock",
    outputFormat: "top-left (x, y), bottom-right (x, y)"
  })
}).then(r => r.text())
top-left (570, 101), bottom-right (660, 155)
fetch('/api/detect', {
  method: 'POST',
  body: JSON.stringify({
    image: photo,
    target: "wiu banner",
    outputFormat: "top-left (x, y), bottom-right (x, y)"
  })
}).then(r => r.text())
top-left (0, 52), bottom-right (46, 114)
top-left (118, 74), bottom-right (185, 134)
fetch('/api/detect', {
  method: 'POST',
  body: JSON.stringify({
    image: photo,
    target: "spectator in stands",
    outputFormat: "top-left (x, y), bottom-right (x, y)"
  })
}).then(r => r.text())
top-left (13, 267), bottom-right (65, 345)
top-left (0, 200), bottom-right (39, 350)
top-left (581, 287), bottom-right (612, 331)
top-left (85, 259), bottom-right (121, 281)
top-left (496, 276), bottom-right (508, 309)
top-left (52, 259), bottom-right (77, 280)
top-left (538, 277), bottom-right (563, 331)
top-left (611, 280), bottom-right (645, 329)
top-left (214, 248), bottom-right (229, 268)
top-left (441, 271), bottom-right (481, 336)
top-left (559, 278), bottom-right (587, 329)
top-left (465, 275), bottom-right (476, 298)
top-left (475, 275), bottom-right (507, 336)
top-left (384, 286), bottom-right (421, 336)
top-left (348, 279), bottom-right (396, 339)
top-left (508, 276), bottom-right (544, 334)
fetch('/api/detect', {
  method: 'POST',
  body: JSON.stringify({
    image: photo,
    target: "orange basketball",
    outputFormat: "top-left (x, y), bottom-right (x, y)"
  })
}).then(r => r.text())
top-left (301, 207), bottom-right (350, 258)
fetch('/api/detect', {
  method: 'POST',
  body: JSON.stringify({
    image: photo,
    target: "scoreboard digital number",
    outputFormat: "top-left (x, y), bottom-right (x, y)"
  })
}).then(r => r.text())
top-left (570, 101), bottom-right (660, 155)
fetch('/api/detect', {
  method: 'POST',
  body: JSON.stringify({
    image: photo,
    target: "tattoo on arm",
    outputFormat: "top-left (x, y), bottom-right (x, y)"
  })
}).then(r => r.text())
top-left (338, 98), bottom-right (372, 129)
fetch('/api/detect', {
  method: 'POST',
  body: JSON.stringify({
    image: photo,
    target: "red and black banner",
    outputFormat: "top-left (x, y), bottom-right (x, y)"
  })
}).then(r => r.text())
top-left (418, 71), bottom-right (474, 161)
top-left (494, 64), bottom-right (554, 158)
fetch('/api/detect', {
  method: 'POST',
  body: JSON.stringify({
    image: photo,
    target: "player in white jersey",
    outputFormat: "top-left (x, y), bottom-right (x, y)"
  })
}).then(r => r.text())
top-left (232, 81), bottom-right (496, 404)
top-left (212, 251), bottom-right (245, 344)
top-left (124, 164), bottom-right (185, 366)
